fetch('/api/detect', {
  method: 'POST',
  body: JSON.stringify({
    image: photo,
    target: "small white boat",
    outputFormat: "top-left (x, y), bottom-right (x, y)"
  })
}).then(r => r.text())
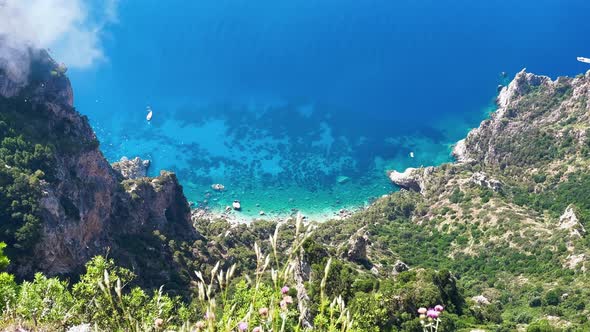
top-left (577, 57), bottom-right (590, 64)
top-left (146, 106), bottom-right (153, 121)
top-left (409, 151), bottom-right (415, 158)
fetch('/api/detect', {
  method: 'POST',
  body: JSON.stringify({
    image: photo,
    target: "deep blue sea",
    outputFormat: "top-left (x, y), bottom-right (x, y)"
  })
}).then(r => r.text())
top-left (67, 0), bottom-right (590, 220)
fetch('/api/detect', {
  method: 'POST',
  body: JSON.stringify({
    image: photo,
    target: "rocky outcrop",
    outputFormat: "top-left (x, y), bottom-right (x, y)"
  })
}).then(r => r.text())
top-left (559, 206), bottom-right (586, 238)
top-left (472, 295), bottom-right (491, 306)
top-left (387, 167), bottom-right (434, 194)
top-left (112, 156), bottom-right (151, 179)
top-left (294, 247), bottom-right (312, 328)
top-left (454, 69), bottom-right (590, 168)
top-left (451, 139), bottom-right (474, 163)
top-left (2, 48), bottom-right (199, 284)
top-left (392, 260), bottom-right (409, 275)
top-left (346, 228), bottom-right (370, 264)
top-left (469, 172), bottom-right (502, 191)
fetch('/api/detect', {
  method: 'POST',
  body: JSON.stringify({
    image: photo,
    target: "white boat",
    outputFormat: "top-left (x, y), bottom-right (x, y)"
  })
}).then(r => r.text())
top-left (409, 151), bottom-right (414, 158)
top-left (146, 106), bottom-right (153, 121)
top-left (577, 57), bottom-right (590, 64)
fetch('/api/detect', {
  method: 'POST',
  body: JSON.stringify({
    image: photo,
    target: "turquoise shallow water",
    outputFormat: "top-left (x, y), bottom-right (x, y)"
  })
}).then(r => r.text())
top-left (65, 0), bottom-right (590, 220)
top-left (90, 98), bottom-right (495, 220)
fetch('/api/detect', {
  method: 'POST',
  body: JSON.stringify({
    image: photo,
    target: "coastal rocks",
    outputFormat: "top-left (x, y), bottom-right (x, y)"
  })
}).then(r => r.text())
top-left (497, 69), bottom-right (553, 109)
top-left (451, 139), bottom-right (474, 163)
top-left (559, 206), bottom-right (586, 238)
top-left (232, 200), bottom-right (242, 211)
top-left (112, 157), bottom-right (150, 179)
top-left (346, 229), bottom-right (370, 264)
top-left (469, 172), bottom-right (502, 191)
top-left (387, 167), bottom-right (434, 194)
top-left (452, 70), bottom-right (590, 168)
top-left (392, 260), bottom-right (409, 275)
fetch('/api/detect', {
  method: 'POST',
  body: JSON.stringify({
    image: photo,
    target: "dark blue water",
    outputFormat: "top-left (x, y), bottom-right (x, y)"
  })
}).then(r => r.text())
top-left (67, 0), bottom-right (590, 220)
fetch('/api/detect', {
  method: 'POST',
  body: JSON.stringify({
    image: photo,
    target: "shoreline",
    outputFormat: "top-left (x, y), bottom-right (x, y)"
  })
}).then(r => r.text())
top-left (190, 201), bottom-right (374, 224)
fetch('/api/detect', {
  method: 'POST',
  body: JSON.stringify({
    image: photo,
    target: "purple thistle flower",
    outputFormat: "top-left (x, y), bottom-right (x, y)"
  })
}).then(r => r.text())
top-left (426, 309), bottom-right (440, 319)
top-left (238, 322), bottom-right (248, 331)
top-left (434, 304), bottom-right (444, 312)
top-left (417, 307), bottom-right (427, 314)
top-left (281, 286), bottom-right (290, 294)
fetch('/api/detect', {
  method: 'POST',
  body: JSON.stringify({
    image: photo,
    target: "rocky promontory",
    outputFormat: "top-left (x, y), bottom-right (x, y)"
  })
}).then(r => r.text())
top-left (112, 156), bottom-right (151, 179)
top-left (0, 48), bottom-right (199, 287)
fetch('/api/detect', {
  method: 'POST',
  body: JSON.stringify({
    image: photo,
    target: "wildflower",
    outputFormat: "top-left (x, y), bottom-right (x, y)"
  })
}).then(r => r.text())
top-left (154, 318), bottom-right (164, 329)
top-left (280, 300), bottom-right (287, 310)
top-left (195, 321), bottom-right (206, 330)
top-left (419, 314), bottom-right (426, 320)
top-left (434, 304), bottom-right (444, 312)
top-left (426, 309), bottom-right (440, 319)
top-left (283, 295), bottom-right (293, 304)
top-left (238, 322), bottom-right (248, 331)
top-left (281, 286), bottom-right (290, 294)
top-left (258, 307), bottom-right (269, 317)
top-left (252, 327), bottom-right (262, 332)
top-left (417, 307), bottom-right (427, 314)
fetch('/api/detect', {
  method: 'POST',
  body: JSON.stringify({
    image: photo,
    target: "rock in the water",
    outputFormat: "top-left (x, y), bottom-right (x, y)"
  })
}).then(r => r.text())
top-left (392, 260), bottom-right (409, 275)
top-left (336, 175), bottom-right (350, 184)
top-left (559, 206), bottom-right (586, 238)
top-left (469, 172), bottom-right (502, 191)
top-left (232, 200), bottom-right (241, 211)
top-left (112, 157), bottom-right (150, 179)
top-left (211, 183), bottom-right (225, 191)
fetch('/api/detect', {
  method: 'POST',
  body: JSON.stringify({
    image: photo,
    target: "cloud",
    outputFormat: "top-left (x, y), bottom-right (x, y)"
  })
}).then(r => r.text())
top-left (0, 0), bottom-right (118, 71)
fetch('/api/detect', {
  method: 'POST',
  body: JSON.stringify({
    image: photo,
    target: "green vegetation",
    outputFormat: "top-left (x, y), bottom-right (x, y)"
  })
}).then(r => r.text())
top-left (0, 107), bottom-right (54, 253)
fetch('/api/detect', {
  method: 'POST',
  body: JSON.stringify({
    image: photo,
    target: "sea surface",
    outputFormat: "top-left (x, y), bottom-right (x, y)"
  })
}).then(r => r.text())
top-left (67, 0), bottom-right (590, 221)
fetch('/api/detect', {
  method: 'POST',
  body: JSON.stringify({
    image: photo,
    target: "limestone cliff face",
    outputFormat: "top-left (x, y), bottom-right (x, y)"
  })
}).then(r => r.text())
top-left (1, 49), bottom-right (198, 283)
top-left (455, 69), bottom-right (590, 169)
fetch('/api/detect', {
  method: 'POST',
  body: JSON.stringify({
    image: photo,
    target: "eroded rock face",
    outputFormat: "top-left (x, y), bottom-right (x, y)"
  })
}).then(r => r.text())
top-left (456, 69), bottom-right (590, 168)
top-left (469, 172), bottom-right (502, 192)
top-left (451, 139), bottom-right (474, 163)
top-left (2, 49), bottom-right (198, 283)
top-left (559, 206), bottom-right (586, 238)
top-left (112, 156), bottom-right (151, 179)
top-left (347, 229), bottom-right (370, 263)
top-left (387, 167), bottom-right (434, 194)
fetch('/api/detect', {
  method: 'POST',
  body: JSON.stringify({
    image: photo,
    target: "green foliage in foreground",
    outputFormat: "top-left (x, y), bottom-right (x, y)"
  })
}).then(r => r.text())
top-left (0, 219), bottom-right (462, 332)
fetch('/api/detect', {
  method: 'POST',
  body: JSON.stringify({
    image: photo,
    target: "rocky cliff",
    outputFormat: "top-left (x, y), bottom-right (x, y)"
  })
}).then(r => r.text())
top-left (382, 69), bottom-right (590, 275)
top-left (0, 49), bottom-right (199, 288)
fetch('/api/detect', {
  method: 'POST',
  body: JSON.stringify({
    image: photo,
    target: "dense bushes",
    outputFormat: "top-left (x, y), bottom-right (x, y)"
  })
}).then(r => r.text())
top-left (0, 116), bottom-right (54, 253)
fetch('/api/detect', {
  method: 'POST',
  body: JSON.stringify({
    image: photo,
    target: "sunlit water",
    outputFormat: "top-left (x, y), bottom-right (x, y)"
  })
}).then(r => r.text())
top-left (67, 0), bottom-right (590, 220)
